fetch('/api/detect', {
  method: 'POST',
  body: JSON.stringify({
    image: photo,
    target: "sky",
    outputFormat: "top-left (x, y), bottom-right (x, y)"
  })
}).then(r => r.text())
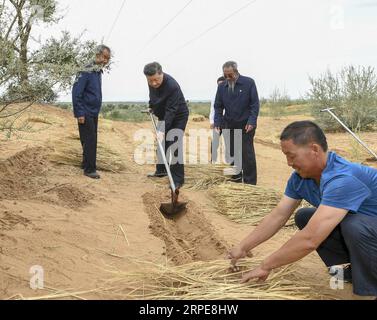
top-left (33, 0), bottom-right (377, 102)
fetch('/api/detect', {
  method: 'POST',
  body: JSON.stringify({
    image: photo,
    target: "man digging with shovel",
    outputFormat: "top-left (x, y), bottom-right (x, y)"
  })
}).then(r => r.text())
top-left (143, 62), bottom-right (190, 216)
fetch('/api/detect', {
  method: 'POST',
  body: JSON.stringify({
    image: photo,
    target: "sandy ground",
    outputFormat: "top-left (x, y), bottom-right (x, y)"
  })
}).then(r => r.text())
top-left (1, 104), bottom-right (377, 300)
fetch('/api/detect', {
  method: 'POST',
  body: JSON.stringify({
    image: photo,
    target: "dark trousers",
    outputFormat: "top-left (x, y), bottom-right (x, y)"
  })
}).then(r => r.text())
top-left (295, 207), bottom-right (377, 296)
top-left (156, 114), bottom-right (188, 186)
top-left (78, 116), bottom-right (98, 174)
top-left (227, 126), bottom-right (257, 185)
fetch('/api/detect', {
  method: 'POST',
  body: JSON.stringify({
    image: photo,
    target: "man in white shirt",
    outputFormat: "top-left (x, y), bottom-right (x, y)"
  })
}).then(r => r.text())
top-left (210, 76), bottom-right (226, 129)
top-left (210, 77), bottom-right (226, 163)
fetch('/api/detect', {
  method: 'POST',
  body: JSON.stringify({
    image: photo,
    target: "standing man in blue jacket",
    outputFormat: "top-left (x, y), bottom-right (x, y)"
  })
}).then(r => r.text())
top-left (72, 45), bottom-right (111, 179)
top-left (144, 62), bottom-right (189, 189)
top-left (214, 61), bottom-right (260, 185)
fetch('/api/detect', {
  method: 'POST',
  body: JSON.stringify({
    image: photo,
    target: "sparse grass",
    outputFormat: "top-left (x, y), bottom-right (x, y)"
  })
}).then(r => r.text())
top-left (260, 103), bottom-right (311, 118)
top-left (188, 102), bottom-right (211, 119)
top-left (49, 133), bottom-right (127, 173)
top-left (55, 100), bottom-right (314, 123)
top-left (27, 116), bottom-right (53, 125)
top-left (347, 130), bottom-right (370, 163)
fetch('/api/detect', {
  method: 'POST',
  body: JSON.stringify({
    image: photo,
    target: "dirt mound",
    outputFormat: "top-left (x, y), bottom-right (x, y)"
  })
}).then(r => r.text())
top-left (0, 147), bottom-right (49, 200)
top-left (39, 184), bottom-right (94, 210)
top-left (143, 191), bottom-right (229, 266)
top-left (0, 147), bottom-right (93, 210)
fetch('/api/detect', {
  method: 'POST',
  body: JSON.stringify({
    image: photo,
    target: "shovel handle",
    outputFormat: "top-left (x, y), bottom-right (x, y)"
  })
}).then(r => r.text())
top-left (147, 111), bottom-right (177, 193)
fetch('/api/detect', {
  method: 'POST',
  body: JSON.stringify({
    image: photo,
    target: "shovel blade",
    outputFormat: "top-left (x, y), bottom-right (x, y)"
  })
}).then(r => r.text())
top-left (160, 201), bottom-right (188, 218)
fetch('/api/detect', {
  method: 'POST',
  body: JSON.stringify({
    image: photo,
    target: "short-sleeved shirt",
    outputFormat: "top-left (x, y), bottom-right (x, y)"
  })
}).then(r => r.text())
top-left (285, 152), bottom-right (377, 217)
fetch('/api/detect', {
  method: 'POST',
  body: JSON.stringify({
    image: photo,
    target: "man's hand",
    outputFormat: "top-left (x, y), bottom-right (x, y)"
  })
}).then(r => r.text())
top-left (215, 127), bottom-right (222, 135)
top-left (157, 131), bottom-right (165, 142)
top-left (241, 264), bottom-right (271, 284)
top-left (245, 124), bottom-right (254, 133)
top-left (78, 116), bottom-right (85, 124)
top-left (227, 245), bottom-right (249, 271)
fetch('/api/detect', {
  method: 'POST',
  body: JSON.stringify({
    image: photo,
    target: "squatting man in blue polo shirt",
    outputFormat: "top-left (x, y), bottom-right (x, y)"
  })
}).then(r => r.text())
top-left (72, 45), bottom-right (111, 179)
top-left (228, 121), bottom-right (377, 297)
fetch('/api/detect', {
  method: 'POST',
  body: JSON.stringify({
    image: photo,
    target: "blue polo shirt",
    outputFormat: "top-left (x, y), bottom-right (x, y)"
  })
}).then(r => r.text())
top-left (214, 75), bottom-right (260, 129)
top-left (285, 152), bottom-right (377, 217)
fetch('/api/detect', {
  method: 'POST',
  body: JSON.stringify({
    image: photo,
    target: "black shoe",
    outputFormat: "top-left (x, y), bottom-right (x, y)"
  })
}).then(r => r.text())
top-left (84, 171), bottom-right (101, 179)
top-left (243, 180), bottom-right (257, 186)
top-left (229, 174), bottom-right (243, 183)
top-left (329, 264), bottom-right (352, 283)
top-left (148, 171), bottom-right (168, 178)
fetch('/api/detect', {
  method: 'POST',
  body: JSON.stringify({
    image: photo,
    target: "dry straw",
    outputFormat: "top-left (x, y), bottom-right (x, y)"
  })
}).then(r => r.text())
top-left (185, 165), bottom-right (229, 190)
top-left (49, 134), bottom-right (127, 173)
top-left (100, 258), bottom-right (323, 300)
top-left (8, 258), bottom-right (329, 300)
top-left (210, 183), bottom-right (296, 226)
top-left (150, 164), bottom-right (229, 190)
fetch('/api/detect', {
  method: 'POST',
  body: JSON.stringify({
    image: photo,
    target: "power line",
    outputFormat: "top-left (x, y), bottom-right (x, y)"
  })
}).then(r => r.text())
top-left (136, 0), bottom-right (194, 56)
top-left (105, 0), bottom-right (128, 42)
top-left (164, 0), bottom-right (257, 59)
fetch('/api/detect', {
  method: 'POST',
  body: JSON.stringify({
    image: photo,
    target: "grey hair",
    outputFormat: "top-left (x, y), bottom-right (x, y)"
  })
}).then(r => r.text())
top-left (223, 61), bottom-right (238, 72)
top-left (95, 45), bottom-right (111, 55)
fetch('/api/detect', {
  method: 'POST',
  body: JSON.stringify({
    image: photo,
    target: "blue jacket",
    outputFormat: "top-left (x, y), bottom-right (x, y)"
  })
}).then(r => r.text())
top-left (214, 75), bottom-right (260, 129)
top-left (72, 67), bottom-right (103, 118)
top-left (149, 73), bottom-right (189, 131)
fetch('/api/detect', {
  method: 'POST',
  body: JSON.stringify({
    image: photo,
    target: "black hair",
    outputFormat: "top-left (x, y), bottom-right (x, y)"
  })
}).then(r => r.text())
top-left (280, 121), bottom-right (328, 152)
top-left (96, 45), bottom-right (111, 55)
top-left (144, 62), bottom-right (163, 76)
top-left (217, 76), bottom-right (226, 83)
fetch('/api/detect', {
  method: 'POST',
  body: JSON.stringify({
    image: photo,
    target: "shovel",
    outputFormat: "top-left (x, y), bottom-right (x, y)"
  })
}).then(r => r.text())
top-left (143, 110), bottom-right (188, 217)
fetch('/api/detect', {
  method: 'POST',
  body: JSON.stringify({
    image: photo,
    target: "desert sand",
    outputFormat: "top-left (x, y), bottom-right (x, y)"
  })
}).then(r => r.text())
top-left (1, 104), bottom-right (376, 300)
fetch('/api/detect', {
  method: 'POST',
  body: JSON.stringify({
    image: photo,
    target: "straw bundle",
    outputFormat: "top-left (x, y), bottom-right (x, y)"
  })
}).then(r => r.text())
top-left (101, 258), bottom-right (321, 300)
top-left (185, 165), bottom-right (229, 190)
top-left (49, 134), bottom-right (127, 173)
top-left (210, 183), bottom-right (291, 226)
top-left (210, 184), bottom-right (314, 226)
top-left (149, 164), bottom-right (229, 190)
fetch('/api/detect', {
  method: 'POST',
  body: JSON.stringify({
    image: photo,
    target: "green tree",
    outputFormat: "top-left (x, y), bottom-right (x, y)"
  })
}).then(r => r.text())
top-left (0, 1), bottom-right (103, 136)
top-left (309, 66), bottom-right (377, 131)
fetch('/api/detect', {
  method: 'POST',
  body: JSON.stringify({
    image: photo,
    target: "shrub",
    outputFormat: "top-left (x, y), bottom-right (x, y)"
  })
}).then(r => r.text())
top-left (309, 65), bottom-right (377, 132)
